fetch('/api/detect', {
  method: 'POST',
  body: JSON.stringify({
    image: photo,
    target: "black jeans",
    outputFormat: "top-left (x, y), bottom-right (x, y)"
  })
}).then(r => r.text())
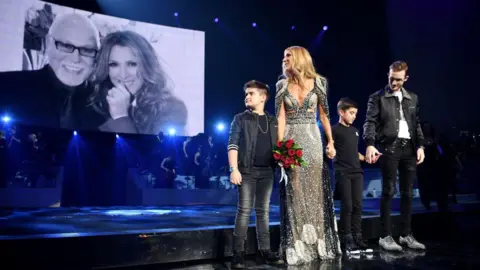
top-left (379, 139), bottom-right (416, 237)
top-left (233, 167), bottom-right (274, 252)
top-left (336, 171), bottom-right (363, 235)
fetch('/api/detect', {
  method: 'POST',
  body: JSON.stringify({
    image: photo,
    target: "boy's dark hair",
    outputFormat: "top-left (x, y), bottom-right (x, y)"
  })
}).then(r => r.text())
top-left (337, 97), bottom-right (358, 111)
top-left (243, 80), bottom-right (270, 99)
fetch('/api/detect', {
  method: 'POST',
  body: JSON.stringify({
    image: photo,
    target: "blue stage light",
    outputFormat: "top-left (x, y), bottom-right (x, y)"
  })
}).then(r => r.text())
top-left (1, 115), bottom-right (10, 123)
top-left (216, 123), bottom-right (225, 132)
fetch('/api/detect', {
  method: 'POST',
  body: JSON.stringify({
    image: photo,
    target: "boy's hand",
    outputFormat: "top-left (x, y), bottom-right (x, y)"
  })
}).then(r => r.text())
top-left (230, 170), bottom-right (242, 185)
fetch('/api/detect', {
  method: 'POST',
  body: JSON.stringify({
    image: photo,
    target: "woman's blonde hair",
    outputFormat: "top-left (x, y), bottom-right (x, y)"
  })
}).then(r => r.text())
top-left (283, 46), bottom-right (323, 87)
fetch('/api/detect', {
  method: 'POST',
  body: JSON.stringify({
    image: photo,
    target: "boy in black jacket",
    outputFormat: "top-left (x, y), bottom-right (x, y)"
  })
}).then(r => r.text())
top-left (227, 80), bottom-right (283, 269)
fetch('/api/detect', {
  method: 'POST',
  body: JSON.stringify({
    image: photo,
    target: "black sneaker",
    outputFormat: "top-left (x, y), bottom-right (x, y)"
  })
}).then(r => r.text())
top-left (231, 251), bottom-right (245, 269)
top-left (257, 250), bottom-right (284, 265)
top-left (343, 234), bottom-right (360, 255)
top-left (354, 233), bottom-right (373, 253)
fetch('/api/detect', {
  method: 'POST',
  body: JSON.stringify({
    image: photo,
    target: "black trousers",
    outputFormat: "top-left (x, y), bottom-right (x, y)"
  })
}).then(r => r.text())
top-left (233, 167), bottom-right (274, 252)
top-left (379, 139), bottom-right (416, 237)
top-left (336, 171), bottom-right (363, 235)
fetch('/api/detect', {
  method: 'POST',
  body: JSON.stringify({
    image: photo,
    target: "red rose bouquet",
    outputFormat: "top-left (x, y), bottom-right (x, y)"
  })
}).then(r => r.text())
top-left (273, 139), bottom-right (307, 169)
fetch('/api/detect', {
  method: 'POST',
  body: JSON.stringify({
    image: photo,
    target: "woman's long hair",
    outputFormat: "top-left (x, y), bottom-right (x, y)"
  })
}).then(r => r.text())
top-left (283, 46), bottom-right (324, 88)
top-left (88, 30), bottom-right (173, 134)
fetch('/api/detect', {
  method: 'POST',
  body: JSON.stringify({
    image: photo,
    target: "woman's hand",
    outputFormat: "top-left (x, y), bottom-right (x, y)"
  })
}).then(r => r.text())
top-left (326, 142), bottom-right (336, 159)
top-left (106, 84), bottom-right (132, 119)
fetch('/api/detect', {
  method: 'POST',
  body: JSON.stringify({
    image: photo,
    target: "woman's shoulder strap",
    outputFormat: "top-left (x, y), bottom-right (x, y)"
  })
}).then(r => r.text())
top-left (314, 76), bottom-right (328, 95)
top-left (276, 78), bottom-right (287, 93)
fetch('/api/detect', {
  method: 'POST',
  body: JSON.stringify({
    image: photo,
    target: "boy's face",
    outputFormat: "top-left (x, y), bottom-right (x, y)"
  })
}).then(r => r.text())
top-left (339, 107), bottom-right (358, 125)
top-left (244, 88), bottom-right (266, 109)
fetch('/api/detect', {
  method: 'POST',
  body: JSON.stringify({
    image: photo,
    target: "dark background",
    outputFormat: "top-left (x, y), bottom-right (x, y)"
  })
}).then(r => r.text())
top-left (15, 0), bottom-right (480, 137)
top-left (1, 0), bottom-right (479, 207)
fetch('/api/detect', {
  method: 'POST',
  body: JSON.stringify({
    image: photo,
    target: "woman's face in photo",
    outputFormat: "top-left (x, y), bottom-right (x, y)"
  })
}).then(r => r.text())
top-left (108, 45), bottom-right (143, 95)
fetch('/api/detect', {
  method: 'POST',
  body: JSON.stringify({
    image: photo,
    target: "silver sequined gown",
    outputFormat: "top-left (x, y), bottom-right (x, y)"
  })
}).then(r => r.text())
top-left (275, 77), bottom-right (341, 265)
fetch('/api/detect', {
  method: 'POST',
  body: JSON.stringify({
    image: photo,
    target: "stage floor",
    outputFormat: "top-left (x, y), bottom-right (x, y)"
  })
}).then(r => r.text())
top-left (155, 238), bottom-right (480, 270)
top-left (0, 195), bottom-right (478, 269)
top-left (0, 195), bottom-right (475, 240)
top-left (0, 205), bottom-right (380, 240)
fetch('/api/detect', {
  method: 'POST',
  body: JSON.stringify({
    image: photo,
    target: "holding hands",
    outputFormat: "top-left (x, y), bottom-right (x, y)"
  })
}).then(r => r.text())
top-left (365, 145), bottom-right (425, 165)
top-left (365, 145), bottom-right (382, 164)
top-left (326, 142), bottom-right (336, 159)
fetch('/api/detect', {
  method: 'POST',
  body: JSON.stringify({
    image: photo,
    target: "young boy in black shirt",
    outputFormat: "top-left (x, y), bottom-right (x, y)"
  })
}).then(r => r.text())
top-left (332, 98), bottom-right (372, 254)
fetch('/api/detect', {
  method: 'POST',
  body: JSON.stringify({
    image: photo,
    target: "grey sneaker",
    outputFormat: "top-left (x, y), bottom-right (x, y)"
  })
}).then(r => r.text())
top-left (399, 235), bottom-right (426, 250)
top-left (379, 235), bottom-right (402, 251)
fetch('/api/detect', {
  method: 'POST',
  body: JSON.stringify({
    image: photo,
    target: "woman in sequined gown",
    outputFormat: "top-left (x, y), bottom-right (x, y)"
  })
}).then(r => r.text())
top-left (275, 46), bottom-right (341, 265)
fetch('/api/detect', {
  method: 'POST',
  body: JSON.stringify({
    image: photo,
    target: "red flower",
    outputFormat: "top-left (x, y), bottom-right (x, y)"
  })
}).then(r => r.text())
top-left (285, 140), bottom-right (294, 149)
top-left (273, 139), bottom-right (306, 169)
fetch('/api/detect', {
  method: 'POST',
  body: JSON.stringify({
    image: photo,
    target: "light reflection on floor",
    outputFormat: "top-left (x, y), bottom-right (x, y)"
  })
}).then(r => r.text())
top-left (105, 209), bottom-right (182, 216)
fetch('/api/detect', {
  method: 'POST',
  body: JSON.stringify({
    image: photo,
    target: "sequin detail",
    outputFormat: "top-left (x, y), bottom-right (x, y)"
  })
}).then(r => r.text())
top-left (276, 77), bottom-right (341, 265)
top-left (285, 112), bottom-right (316, 125)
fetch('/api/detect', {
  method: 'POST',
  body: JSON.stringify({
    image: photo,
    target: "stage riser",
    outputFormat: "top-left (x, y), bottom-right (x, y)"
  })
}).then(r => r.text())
top-left (3, 212), bottom-right (476, 269)
top-left (3, 183), bottom-right (465, 209)
top-left (0, 167), bottom-right (418, 207)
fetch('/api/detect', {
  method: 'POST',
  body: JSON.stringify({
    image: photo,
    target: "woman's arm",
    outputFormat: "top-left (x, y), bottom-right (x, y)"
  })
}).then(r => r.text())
top-left (277, 102), bottom-right (286, 142)
top-left (319, 104), bottom-right (333, 144)
top-left (316, 77), bottom-right (335, 158)
top-left (275, 80), bottom-right (287, 142)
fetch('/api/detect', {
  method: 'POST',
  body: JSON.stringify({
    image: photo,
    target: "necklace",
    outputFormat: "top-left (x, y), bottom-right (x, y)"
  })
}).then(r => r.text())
top-left (257, 115), bottom-right (269, 134)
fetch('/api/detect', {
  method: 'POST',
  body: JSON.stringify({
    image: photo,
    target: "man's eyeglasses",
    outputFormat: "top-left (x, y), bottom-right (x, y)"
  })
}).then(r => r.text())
top-left (53, 39), bottom-right (97, 58)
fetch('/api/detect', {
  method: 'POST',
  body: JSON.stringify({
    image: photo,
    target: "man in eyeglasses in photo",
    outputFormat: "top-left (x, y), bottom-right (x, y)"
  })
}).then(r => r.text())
top-left (46, 13), bottom-right (99, 88)
top-left (0, 13), bottom-right (104, 130)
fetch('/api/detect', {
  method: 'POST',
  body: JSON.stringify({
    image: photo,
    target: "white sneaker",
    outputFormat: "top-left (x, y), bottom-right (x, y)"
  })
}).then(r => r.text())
top-left (379, 235), bottom-right (402, 251)
top-left (399, 234), bottom-right (426, 250)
